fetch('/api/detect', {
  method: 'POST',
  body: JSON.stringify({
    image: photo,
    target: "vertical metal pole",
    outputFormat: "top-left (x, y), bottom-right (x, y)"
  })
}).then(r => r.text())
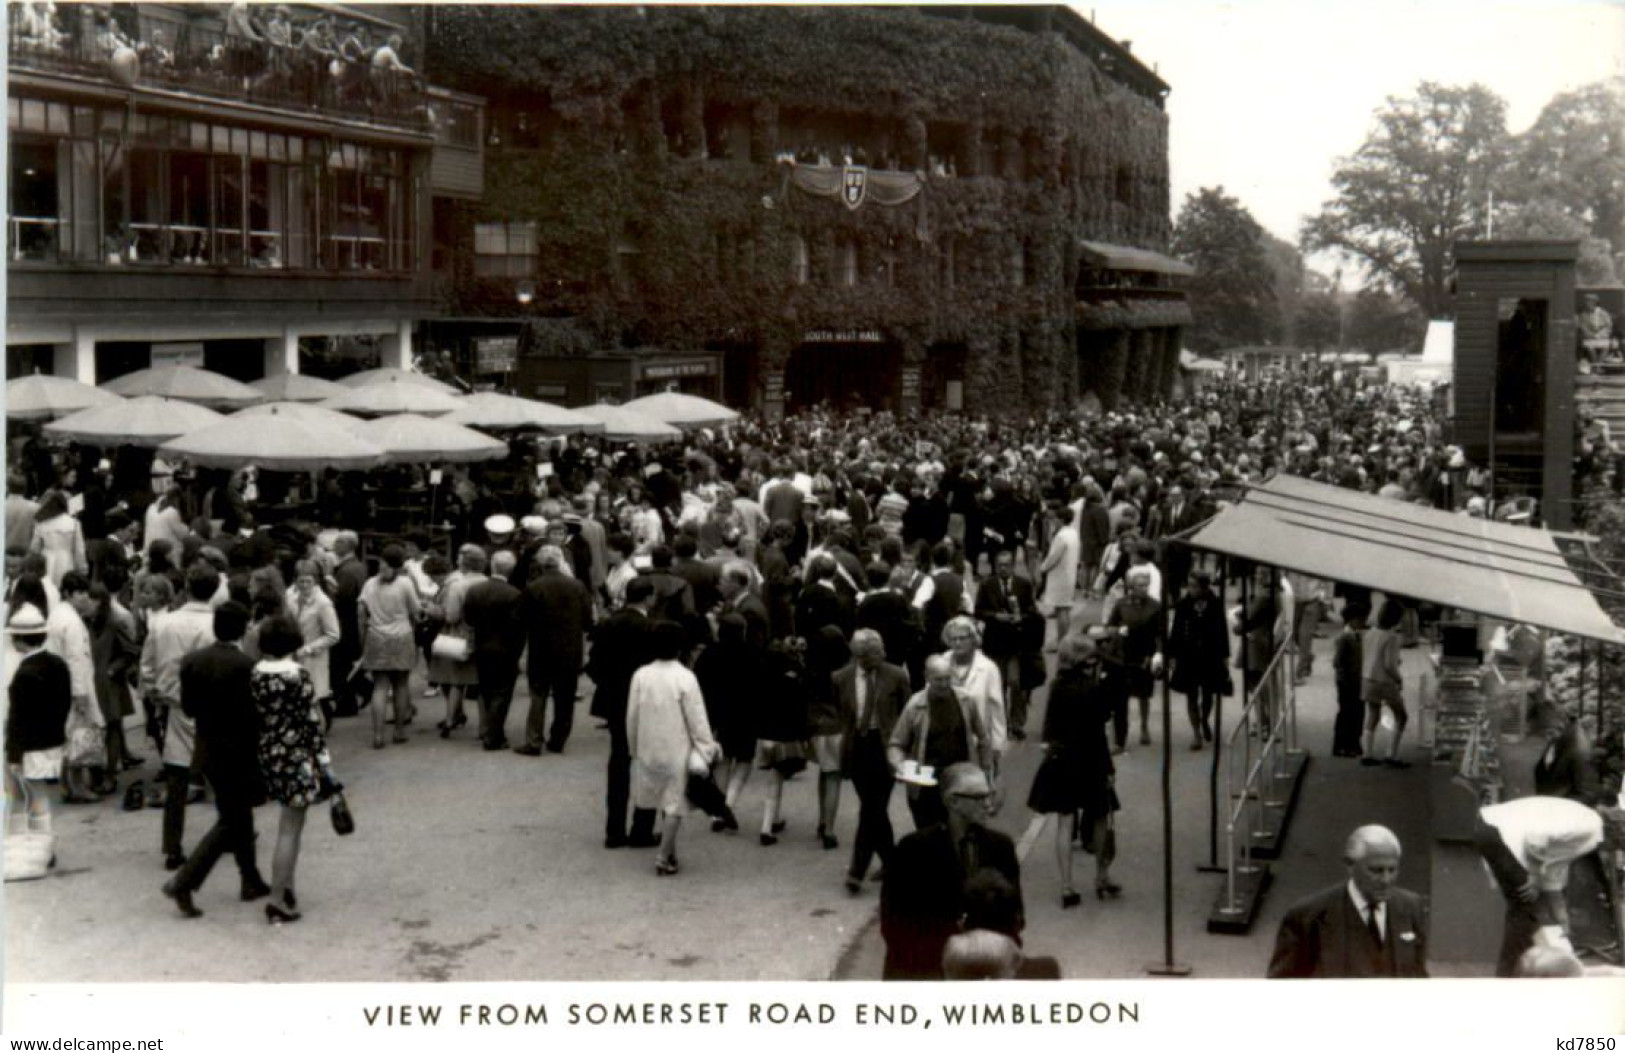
top-left (1147, 598), bottom-right (1189, 974)
top-left (1204, 557), bottom-right (1227, 870)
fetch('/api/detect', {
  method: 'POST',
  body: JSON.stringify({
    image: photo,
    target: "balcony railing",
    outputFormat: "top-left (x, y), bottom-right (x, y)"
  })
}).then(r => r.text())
top-left (8, 13), bottom-right (429, 132)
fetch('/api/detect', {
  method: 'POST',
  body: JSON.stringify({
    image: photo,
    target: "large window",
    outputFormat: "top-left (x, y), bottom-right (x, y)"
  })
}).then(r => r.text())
top-left (474, 221), bottom-right (537, 278)
top-left (7, 96), bottom-right (417, 273)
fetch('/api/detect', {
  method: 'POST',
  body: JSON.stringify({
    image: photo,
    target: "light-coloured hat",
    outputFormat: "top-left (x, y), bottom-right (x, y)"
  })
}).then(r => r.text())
top-left (5, 603), bottom-right (47, 635)
top-left (485, 514), bottom-right (516, 537)
top-left (519, 515), bottom-right (547, 536)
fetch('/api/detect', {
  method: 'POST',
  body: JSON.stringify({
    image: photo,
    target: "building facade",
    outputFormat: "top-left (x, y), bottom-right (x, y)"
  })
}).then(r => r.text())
top-left (5, 2), bottom-right (479, 385)
top-left (427, 5), bottom-right (1189, 414)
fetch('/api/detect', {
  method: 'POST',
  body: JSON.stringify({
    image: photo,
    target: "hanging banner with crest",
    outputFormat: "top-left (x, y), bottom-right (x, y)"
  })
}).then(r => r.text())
top-left (782, 160), bottom-right (923, 209)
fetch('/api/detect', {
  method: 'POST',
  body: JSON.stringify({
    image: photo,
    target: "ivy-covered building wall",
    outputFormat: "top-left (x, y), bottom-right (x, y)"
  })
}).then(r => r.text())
top-left (426, 5), bottom-right (1182, 413)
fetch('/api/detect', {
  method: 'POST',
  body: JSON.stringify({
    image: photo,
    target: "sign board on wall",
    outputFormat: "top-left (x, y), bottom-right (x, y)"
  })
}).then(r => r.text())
top-left (802, 329), bottom-right (884, 344)
top-left (152, 342), bottom-right (205, 368)
top-left (641, 361), bottom-right (714, 380)
top-left (474, 336), bottom-right (519, 374)
top-left (533, 384), bottom-right (569, 399)
top-left (762, 369), bottom-right (785, 422)
top-left (900, 367), bottom-right (921, 400)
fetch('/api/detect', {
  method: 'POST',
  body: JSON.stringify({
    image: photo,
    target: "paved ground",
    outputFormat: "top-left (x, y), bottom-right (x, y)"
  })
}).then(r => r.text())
top-left (5, 592), bottom-right (1494, 983)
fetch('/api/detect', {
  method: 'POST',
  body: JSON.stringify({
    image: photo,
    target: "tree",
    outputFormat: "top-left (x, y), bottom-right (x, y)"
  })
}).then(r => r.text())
top-left (1296, 290), bottom-right (1342, 354)
top-left (1302, 82), bottom-right (1510, 319)
top-left (1345, 286), bottom-right (1426, 359)
top-left (1499, 78), bottom-right (1625, 283)
top-left (1502, 79), bottom-right (1625, 257)
top-left (1261, 231), bottom-right (1304, 346)
top-left (1172, 187), bottom-right (1278, 354)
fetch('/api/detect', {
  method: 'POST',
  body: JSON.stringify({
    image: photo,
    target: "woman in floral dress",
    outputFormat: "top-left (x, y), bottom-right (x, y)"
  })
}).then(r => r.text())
top-left (252, 614), bottom-right (335, 925)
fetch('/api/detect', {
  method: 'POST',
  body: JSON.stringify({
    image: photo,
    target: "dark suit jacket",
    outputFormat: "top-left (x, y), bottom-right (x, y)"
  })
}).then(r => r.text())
top-left (179, 642), bottom-right (260, 798)
top-left (1534, 726), bottom-right (1599, 805)
top-left (973, 573), bottom-right (1040, 658)
top-left (463, 576), bottom-right (525, 662)
top-left (585, 606), bottom-right (652, 722)
top-left (522, 569), bottom-right (594, 675)
top-left (86, 536), bottom-right (134, 588)
top-left (795, 581), bottom-right (854, 641)
top-left (762, 480), bottom-right (804, 528)
top-left (727, 592), bottom-right (771, 652)
top-left (673, 557), bottom-right (722, 617)
top-left (835, 660), bottom-right (911, 770)
top-left (856, 589), bottom-right (924, 673)
top-left (881, 823), bottom-right (1022, 980)
top-left (1267, 884), bottom-right (1429, 978)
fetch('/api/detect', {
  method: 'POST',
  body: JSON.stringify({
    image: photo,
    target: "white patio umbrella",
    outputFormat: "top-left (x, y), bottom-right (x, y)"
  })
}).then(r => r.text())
top-left (101, 365), bottom-right (263, 408)
top-left (249, 373), bottom-right (348, 404)
top-left (45, 396), bottom-right (226, 447)
top-left (6, 373), bottom-right (124, 421)
top-left (621, 391), bottom-right (739, 428)
top-left (336, 367), bottom-right (459, 394)
top-left (575, 404), bottom-right (683, 444)
top-left (160, 405), bottom-right (387, 472)
top-left (234, 401), bottom-right (359, 431)
top-left (321, 376), bottom-right (465, 417)
top-left (350, 413), bottom-right (508, 464)
top-left (442, 391), bottom-right (605, 434)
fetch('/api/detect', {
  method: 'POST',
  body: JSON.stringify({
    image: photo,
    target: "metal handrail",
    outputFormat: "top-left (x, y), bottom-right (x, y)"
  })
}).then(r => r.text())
top-left (1214, 638), bottom-right (1299, 918)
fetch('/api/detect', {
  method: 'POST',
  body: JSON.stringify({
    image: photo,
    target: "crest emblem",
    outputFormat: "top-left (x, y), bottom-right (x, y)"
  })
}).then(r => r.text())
top-left (842, 165), bottom-right (868, 210)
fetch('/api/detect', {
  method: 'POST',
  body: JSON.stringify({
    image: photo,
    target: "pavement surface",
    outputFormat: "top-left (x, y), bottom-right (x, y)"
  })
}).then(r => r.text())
top-left (5, 591), bottom-right (1503, 983)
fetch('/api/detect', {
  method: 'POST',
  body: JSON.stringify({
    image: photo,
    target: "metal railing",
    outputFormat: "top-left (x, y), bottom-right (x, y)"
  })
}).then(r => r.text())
top-left (7, 16), bottom-right (428, 131)
top-left (1213, 638), bottom-right (1300, 920)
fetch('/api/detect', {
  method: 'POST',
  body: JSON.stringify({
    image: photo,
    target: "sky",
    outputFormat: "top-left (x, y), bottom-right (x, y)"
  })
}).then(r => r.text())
top-left (1089, 0), bottom-right (1625, 262)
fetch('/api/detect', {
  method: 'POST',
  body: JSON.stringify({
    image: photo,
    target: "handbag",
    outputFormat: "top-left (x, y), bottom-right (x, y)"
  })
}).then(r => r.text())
top-left (430, 631), bottom-right (471, 662)
top-left (329, 791), bottom-right (356, 836)
top-left (4, 775), bottom-right (56, 882)
top-left (677, 692), bottom-right (714, 777)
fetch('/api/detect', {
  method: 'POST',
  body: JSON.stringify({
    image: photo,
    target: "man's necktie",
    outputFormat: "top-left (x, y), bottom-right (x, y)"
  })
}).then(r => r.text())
top-left (865, 670), bottom-right (878, 730)
top-left (1366, 903), bottom-right (1383, 948)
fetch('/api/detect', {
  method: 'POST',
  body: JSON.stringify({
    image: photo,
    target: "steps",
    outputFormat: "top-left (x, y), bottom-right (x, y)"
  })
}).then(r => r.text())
top-left (1577, 371), bottom-right (1625, 437)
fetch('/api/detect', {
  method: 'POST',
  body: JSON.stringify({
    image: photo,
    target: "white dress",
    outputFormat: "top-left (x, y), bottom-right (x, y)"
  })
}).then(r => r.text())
top-left (940, 649), bottom-right (1006, 754)
top-left (1039, 524), bottom-right (1080, 612)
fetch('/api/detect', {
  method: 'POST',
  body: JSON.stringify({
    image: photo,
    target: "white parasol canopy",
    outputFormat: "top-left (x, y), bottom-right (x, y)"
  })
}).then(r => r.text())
top-left (442, 391), bottom-right (605, 434)
top-left (349, 413), bottom-right (509, 463)
top-left (234, 401), bottom-right (360, 431)
top-left (321, 376), bottom-right (466, 417)
top-left (621, 391), bottom-right (739, 428)
top-left (160, 405), bottom-right (387, 471)
top-left (575, 404), bottom-right (683, 443)
top-left (336, 367), bottom-right (459, 394)
top-left (101, 365), bottom-right (263, 407)
top-left (6, 373), bottom-right (124, 421)
top-left (249, 373), bottom-right (348, 404)
top-left (45, 396), bottom-right (226, 447)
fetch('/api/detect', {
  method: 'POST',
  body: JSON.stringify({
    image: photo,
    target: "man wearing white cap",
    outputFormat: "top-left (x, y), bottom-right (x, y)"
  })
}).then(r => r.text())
top-left (483, 514), bottom-right (516, 563)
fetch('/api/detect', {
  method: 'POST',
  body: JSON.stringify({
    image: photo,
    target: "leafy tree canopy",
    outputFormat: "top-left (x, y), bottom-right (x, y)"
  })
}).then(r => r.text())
top-left (1172, 186), bottom-right (1278, 353)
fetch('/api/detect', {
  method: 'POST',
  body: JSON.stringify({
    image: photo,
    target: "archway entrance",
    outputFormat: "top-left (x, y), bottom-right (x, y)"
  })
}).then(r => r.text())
top-left (785, 338), bottom-right (900, 412)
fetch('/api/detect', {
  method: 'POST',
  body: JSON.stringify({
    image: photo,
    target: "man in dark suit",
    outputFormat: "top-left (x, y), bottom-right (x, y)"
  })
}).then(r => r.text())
top-left (671, 534), bottom-right (720, 648)
top-left (881, 763), bottom-right (1021, 980)
top-left (327, 531), bottom-right (368, 716)
top-left (857, 562), bottom-right (925, 688)
top-left (973, 548), bottom-right (1042, 741)
top-left (641, 545), bottom-right (695, 627)
top-left (837, 629), bottom-right (912, 894)
top-left (585, 576), bottom-right (658, 848)
top-left (162, 602), bottom-right (268, 918)
top-left (796, 554), bottom-right (855, 642)
top-left (517, 545), bottom-right (594, 755)
top-left (1268, 825), bottom-right (1428, 978)
top-left (761, 463), bottom-right (805, 533)
top-left (463, 550), bottom-right (526, 751)
top-left (717, 559), bottom-right (770, 651)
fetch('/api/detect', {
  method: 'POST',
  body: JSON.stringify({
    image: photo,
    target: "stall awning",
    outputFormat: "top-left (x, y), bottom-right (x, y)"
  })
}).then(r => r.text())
top-left (1185, 475), bottom-right (1623, 644)
top-left (1078, 240), bottom-right (1195, 277)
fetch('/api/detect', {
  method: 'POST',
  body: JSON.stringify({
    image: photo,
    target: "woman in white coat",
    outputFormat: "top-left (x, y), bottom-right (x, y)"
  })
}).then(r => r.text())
top-left (1037, 504), bottom-right (1080, 646)
top-left (285, 560), bottom-right (341, 705)
top-left (939, 614), bottom-right (1006, 787)
top-left (627, 621), bottom-right (718, 877)
top-left (29, 491), bottom-right (86, 589)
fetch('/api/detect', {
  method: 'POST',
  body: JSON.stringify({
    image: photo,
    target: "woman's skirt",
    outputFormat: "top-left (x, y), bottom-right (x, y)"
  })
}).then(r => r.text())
top-left (630, 757), bottom-right (685, 814)
top-left (754, 738), bottom-right (808, 777)
top-left (361, 627), bottom-right (419, 673)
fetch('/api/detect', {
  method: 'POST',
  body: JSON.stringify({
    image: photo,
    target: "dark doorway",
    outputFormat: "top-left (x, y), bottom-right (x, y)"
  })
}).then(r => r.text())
top-left (785, 341), bottom-right (900, 412)
top-left (204, 339), bottom-right (267, 382)
top-left (95, 342), bottom-right (153, 384)
top-left (7, 344), bottom-right (55, 378)
top-left (1495, 297), bottom-right (1546, 436)
top-left (921, 342), bottom-right (968, 410)
top-left (715, 341), bottom-right (758, 411)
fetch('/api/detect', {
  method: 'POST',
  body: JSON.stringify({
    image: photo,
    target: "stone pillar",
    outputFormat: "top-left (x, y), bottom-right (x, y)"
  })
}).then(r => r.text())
top-left (379, 321), bottom-right (413, 370)
top-left (52, 330), bottom-right (97, 384)
top-left (263, 329), bottom-right (299, 378)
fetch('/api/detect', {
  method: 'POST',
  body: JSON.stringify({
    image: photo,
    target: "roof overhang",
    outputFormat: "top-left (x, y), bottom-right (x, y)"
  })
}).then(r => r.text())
top-left (1078, 240), bottom-right (1195, 277)
top-left (1184, 475), bottom-right (1623, 644)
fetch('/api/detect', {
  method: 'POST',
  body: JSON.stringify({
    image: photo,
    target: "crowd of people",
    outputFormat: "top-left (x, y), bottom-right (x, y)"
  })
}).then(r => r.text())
top-left (5, 367), bottom-right (1616, 975)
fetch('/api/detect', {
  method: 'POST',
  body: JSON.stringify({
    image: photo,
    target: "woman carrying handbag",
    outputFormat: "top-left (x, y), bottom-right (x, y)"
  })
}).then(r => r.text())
top-left (626, 621), bottom-right (719, 876)
top-left (4, 603), bottom-right (70, 878)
